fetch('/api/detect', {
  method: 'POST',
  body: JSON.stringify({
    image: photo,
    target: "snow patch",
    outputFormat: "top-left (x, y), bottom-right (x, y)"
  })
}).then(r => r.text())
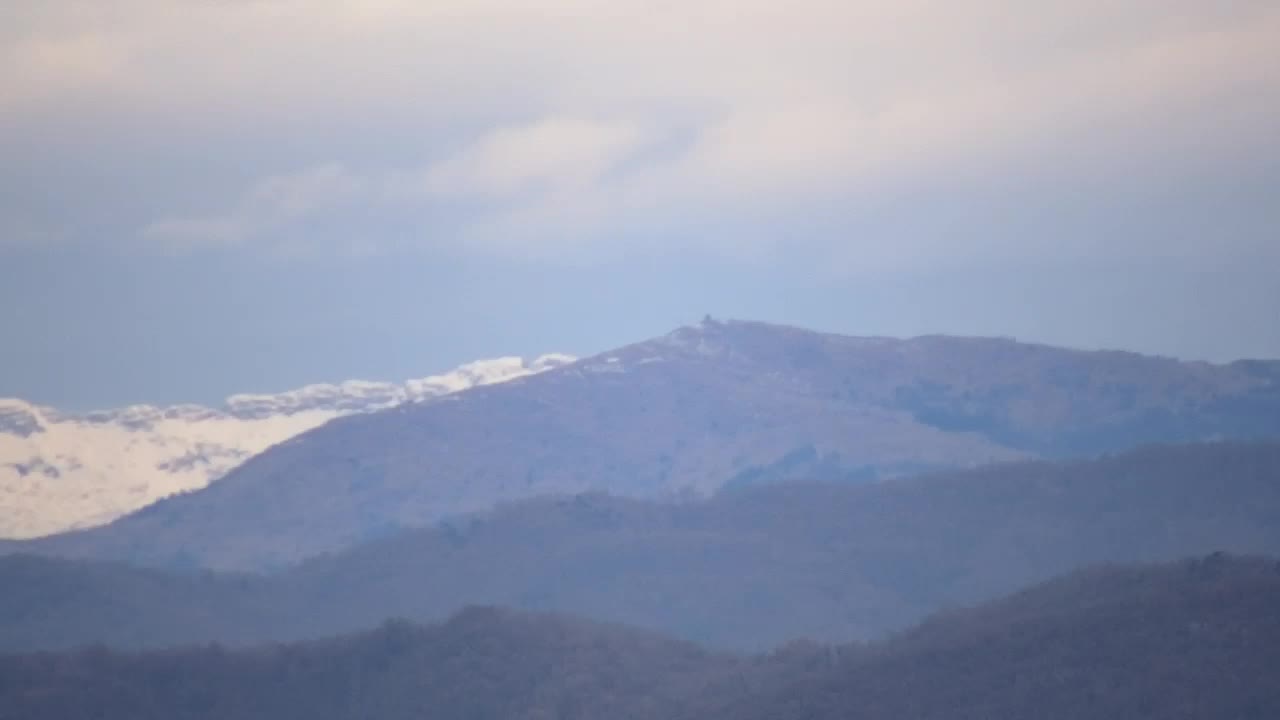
top-left (0, 353), bottom-right (575, 539)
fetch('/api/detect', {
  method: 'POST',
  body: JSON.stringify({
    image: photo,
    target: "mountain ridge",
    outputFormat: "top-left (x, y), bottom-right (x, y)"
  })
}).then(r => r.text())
top-left (19, 318), bottom-right (1280, 571)
top-left (0, 354), bottom-right (575, 538)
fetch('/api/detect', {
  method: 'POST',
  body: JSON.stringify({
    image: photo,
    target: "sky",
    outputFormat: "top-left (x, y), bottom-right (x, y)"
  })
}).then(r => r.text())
top-left (2, 0), bottom-right (1279, 410)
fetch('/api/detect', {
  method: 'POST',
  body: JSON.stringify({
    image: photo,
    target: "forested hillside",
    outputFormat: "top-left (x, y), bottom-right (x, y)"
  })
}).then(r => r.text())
top-left (3, 555), bottom-right (1277, 720)
top-left (4, 441), bottom-right (1279, 653)
top-left (700, 554), bottom-right (1280, 720)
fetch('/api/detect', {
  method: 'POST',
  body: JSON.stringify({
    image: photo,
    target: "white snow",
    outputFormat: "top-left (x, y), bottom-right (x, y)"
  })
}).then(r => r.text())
top-left (0, 354), bottom-right (575, 539)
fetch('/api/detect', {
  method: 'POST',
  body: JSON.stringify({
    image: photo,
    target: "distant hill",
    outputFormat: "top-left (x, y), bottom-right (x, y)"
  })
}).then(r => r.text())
top-left (15, 319), bottom-right (1280, 571)
top-left (0, 355), bottom-right (573, 539)
top-left (0, 607), bottom-right (733, 720)
top-left (3, 441), bottom-right (1279, 653)
top-left (3, 555), bottom-right (1277, 720)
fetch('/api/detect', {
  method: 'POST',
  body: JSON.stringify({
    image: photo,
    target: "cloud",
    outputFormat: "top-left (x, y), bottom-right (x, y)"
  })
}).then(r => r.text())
top-left (423, 118), bottom-right (647, 198)
top-left (144, 164), bottom-right (366, 248)
top-left (144, 117), bottom-right (652, 253)
top-left (0, 32), bottom-right (127, 110)
top-left (4, 0), bottom-right (1279, 265)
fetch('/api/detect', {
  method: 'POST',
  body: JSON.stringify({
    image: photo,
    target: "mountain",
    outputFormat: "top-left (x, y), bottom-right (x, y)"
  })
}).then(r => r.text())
top-left (0, 355), bottom-right (574, 539)
top-left (15, 318), bottom-right (1280, 571)
top-left (4, 442), bottom-right (1279, 653)
top-left (3, 555), bottom-right (1278, 720)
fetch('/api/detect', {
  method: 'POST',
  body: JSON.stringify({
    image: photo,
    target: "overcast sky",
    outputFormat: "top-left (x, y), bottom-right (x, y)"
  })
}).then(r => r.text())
top-left (3, 0), bottom-right (1279, 409)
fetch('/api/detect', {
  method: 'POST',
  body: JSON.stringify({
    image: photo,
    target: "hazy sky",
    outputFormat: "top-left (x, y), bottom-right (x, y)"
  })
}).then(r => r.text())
top-left (3, 0), bottom-right (1279, 409)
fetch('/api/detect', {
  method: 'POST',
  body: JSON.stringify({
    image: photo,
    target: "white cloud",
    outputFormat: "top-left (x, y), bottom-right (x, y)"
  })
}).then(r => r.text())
top-left (144, 164), bottom-right (365, 248)
top-left (249, 164), bottom-right (366, 219)
top-left (145, 118), bottom-right (649, 253)
top-left (424, 118), bottom-right (647, 198)
top-left (5, 0), bottom-right (1279, 263)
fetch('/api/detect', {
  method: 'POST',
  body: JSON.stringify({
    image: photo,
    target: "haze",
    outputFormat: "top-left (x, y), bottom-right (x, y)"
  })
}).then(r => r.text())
top-left (3, 0), bottom-right (1279, 409)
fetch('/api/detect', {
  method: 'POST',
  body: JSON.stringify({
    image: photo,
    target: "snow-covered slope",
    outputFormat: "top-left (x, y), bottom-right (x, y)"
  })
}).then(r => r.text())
top-left (0, 355), bottom-right (575, 539)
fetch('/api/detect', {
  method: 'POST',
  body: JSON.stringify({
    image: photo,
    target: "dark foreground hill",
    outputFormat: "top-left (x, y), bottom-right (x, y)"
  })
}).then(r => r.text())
top-left (3, 555), bottom-right (1278, 720)
top-left (701, 554), bottom-right (1280, 720)
top-left (3, 441), bottom-right (1279, 653)
top-left (0, 607), bottom-right (733, 720)
top-left (16, 319), bottom-right (1280, 571)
